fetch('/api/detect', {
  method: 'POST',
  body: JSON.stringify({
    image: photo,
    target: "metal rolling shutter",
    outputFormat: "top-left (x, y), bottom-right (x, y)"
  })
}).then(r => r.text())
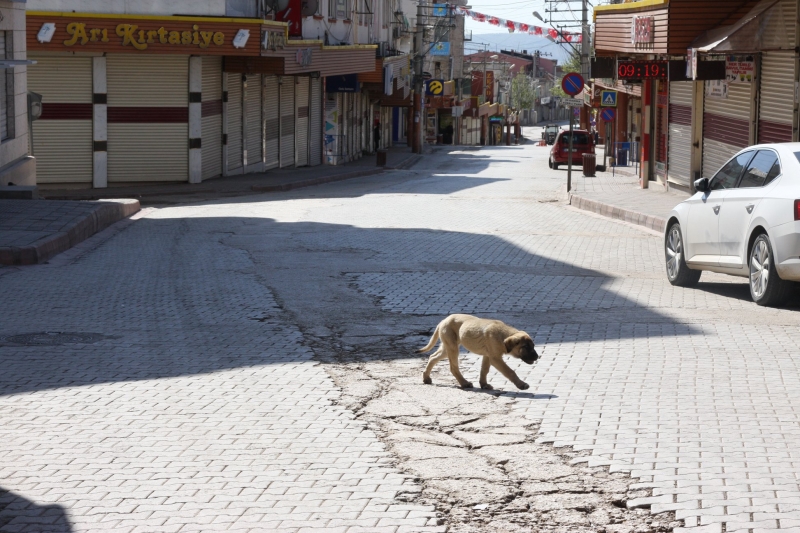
top-left (107, 55), bottom-right (188, 182)
top-left (668, 81), bottom-right (693, 187)
top-left (759, 51), bottom-right (794, 143)
top-left (280, 77), bottom-right (295, 167)
top-left (295, 77), bottom-right (309, 167)
top-left (227, 73), bottom-right (243, 172)
top-left (309, 77), bottom-right (322, 166)
top-left (27, 55), bottom-right (93, 184)
top-left (201, 56), bottom-right (223, 181)
top-left (244, 74), bottom-right (262, 170)
top-left (702, 81), bottom-right (752, 178)
top-left (263, 76), bottom-right (280, 170)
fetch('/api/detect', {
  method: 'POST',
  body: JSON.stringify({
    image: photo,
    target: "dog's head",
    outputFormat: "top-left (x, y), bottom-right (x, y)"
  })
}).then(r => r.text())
top-left (504, 332), bottom-right (539, 364)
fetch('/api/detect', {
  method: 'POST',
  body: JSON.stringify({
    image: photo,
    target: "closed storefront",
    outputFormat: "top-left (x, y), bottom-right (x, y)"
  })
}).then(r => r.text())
top-left (702, 81), bottom-right (753, 178)
top-left (668, 81), bottom-right (693, 187)
top-left (201, 56), bottom-right (223, 181)
top-left (244, 74), bottom-right (262, 171)
top-left (107, 55), bottom-right (188, 183)
top-left (280, 77), bottom-right (295, 167)
top-left (759, 51), bottom-right (794, 143)
top-left (264, 75), bottom-right (280, 170)
top-left (295, 76), bottom-right (309, 167)
top-left (227, 73), bottom-right (243, 173)
top-left (309, 77), bottom-right (323, 166)
top-left (27, 55), bottom-right (93, 184)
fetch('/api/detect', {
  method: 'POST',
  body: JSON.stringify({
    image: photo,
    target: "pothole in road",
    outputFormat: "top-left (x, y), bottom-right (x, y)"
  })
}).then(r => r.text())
top-left (1, 332), bottom-right (112, 346)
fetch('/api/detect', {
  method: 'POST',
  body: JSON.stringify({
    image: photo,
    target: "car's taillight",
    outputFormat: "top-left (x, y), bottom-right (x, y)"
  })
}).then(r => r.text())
top-left (795, 200), bottom-right (800, 221)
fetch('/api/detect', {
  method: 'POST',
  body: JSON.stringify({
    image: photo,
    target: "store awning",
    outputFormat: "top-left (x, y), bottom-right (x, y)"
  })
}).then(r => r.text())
top-left (226, 41), bottom-right (377, 77)
top-left (690, 0), bottom-right (794, 52)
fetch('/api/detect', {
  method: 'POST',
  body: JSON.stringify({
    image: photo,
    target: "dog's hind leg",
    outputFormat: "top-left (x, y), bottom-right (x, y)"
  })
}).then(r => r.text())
top-left (422, 349), bottom-right (447, 384)
top-left (490, 358), bottom-right (529, 390)
top-left (479, 357), bottom-right (493, 390)
top-left (446, 348), bottom-right (473, 389)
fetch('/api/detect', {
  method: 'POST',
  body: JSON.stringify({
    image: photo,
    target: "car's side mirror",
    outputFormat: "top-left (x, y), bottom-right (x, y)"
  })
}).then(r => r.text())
top-left (695, 177), bottom-right (710, 192)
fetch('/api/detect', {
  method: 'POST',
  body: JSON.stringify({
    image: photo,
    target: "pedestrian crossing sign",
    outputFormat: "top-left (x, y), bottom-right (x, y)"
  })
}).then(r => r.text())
top-left (601, 90), bottom-right (617, 107)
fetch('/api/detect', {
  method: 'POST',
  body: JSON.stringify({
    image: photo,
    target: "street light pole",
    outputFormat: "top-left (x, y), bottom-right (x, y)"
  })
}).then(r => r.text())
top-left (413, 1), bottom-right (426, 154)
top-left (581, 0), bottom-right (589, 80)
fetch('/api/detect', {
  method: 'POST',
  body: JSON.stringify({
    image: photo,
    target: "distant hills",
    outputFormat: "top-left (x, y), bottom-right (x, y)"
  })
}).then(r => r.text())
top-left (465, 33), bottom-right (573, 64)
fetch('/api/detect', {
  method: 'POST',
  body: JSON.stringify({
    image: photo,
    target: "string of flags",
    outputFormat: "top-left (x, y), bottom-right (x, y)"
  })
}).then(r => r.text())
top-left (454, 6), bottom-right (582, 43)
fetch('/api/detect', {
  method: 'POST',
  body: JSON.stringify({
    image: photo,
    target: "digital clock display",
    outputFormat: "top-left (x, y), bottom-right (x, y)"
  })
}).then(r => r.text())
top-left (617, 61), bottom-right (668, 80)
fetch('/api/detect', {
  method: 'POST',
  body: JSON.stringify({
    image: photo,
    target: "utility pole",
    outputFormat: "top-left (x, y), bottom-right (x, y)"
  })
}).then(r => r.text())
top-left (581, 0), bottom-right (589, 81)
top-left (413, 1), bottom-right (426, 154)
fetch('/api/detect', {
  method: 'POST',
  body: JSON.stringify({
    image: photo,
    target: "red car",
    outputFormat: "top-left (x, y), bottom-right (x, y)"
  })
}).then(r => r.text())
top-left (548, 129), bottom-right (595, 169)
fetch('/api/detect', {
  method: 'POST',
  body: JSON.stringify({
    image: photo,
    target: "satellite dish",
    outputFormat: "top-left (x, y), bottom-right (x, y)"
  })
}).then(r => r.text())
top-left (266, 0), bottom-right (291, 13)
top-left (301, 0), bottom-right (318, 16)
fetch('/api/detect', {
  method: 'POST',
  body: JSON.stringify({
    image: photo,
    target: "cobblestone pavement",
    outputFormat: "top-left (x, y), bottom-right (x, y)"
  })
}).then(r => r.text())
top-left (2, 130), bottom-right (800, 532)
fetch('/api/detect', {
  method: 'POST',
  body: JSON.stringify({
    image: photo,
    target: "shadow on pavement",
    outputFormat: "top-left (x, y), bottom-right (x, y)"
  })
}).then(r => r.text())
top-left (0, 488), bottom-right (72, 533)
top-left (0, 197), bottom-right (703, 397)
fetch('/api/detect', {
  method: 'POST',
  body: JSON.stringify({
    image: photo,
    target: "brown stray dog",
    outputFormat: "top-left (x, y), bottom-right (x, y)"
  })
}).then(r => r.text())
top-left (419, 314), bottom-right (539, 390)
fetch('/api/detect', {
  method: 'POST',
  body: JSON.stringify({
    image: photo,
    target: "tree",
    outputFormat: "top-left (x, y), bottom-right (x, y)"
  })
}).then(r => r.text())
top-left (511, 74), bottom-right (536, 110)
top-left (550, 49), bottom-right (582, 98)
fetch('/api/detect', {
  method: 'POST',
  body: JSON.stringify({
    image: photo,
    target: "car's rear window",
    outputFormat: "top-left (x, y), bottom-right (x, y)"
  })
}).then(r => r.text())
top-left (560, 133), bottom-right (590, 145)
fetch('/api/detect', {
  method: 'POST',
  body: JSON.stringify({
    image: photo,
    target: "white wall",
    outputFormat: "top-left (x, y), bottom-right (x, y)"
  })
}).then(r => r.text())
top-left (302, 0), bottom-right (393, 44)
top-left (28, 0), bottom-right (228, 16)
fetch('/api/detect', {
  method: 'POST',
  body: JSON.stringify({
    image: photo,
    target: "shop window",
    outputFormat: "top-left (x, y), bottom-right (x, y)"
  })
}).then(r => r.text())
top-left (0, 31), bottom-right (14, 142)
top-left (226, 0), bottom-right (257, 17)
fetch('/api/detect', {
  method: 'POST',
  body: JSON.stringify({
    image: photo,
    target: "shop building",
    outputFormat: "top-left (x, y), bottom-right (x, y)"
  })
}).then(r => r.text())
top-left (0, 1), bottom-right (34, 189)
top-left (593, 0), bottom-right (776, 192)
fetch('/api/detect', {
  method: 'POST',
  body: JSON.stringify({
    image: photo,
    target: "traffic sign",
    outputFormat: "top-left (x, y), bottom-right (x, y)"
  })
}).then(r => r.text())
top-left (562, 97), bottom-right (583, 107)
top-left (426, 79), bottom-right (444, 96)
top-left (600, 108), bottom-right (616, 122)
top-left (561, 73), bottom-right (584, 96)
top-left (601, 90), bottom-right (618, 107)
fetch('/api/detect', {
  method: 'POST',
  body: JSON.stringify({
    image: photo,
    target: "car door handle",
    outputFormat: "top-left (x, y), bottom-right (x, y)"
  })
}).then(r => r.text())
top-left (713, 205), bottom-right (720, 215)
top-left (746, 204), bottom-right (754, 214)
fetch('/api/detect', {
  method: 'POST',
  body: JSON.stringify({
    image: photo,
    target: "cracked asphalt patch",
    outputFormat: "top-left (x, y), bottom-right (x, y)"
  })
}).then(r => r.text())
top-left (315, 332), bottom-right (681, 533)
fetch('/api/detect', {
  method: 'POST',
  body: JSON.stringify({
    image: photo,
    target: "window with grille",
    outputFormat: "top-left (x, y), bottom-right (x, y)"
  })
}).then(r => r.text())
top-left (329, 0), bottom-right (349, 19)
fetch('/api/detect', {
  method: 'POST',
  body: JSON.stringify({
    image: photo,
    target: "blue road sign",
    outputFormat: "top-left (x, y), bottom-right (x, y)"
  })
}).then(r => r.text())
top-left (600, 90), bottom-right (618, 107)
top-left (561, 73), bottom-right (584, 96)
top-left (600, 108), bottom-right (616, 122)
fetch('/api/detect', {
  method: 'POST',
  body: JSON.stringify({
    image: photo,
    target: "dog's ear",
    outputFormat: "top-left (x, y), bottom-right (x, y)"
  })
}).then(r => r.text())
top-left (504, 334), bottom-right (522, 354)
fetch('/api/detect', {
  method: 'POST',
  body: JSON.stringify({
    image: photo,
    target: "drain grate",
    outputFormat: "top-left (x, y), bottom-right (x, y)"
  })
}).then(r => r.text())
top-left (1, 332), bottom-right (109, 346)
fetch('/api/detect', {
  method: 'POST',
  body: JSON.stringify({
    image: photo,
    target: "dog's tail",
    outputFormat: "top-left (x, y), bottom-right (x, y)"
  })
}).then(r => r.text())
top-left (418, 325), bottom-right (441, 353)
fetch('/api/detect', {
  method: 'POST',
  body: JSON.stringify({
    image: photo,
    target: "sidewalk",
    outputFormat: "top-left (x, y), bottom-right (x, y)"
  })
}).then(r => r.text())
top-left (41, 147), bottom-right (421, 204)
top-left (0, 199), bottom-right (140, 265)
top-left (568, 158), bottom-right (690, 233)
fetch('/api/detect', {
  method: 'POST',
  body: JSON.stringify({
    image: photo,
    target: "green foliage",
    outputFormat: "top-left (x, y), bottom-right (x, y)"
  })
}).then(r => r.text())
top-left (511, 74), bottom-right (536, 110)
top-left (550, 49), bottom-right (582, 98)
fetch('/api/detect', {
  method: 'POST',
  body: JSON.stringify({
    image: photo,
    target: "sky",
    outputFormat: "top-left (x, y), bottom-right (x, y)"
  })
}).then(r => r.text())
top-left (461, 0), bottom-right (589, 60)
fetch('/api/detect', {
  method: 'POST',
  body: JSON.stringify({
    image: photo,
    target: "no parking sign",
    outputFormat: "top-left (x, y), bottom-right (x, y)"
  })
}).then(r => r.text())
top-left (600, 108), bottom-right (616, 122)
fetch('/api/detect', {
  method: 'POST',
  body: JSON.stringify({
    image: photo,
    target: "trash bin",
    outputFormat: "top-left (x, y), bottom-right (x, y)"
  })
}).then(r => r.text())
top-left (616, 147), bottom-right (628, 167)
top-left (376, 150), bottom-right (387, 167)
top-left (582, 153), bottom-right (596, 177)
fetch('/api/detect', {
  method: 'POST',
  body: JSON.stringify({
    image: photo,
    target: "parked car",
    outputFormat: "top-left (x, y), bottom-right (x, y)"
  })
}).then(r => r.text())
top-left (548, 129), bottom-right (595, 169)
top-left (543, 124), bottom-right (559, 145)
top-left (665, 143), bottom-right (800, 306)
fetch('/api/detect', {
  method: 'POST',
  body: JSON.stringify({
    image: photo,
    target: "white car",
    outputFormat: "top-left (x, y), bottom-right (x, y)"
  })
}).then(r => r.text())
top-left (665, 143), bottom-right (800, 306)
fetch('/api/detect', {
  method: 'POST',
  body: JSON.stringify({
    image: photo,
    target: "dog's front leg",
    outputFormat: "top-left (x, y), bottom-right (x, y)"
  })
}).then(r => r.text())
top-left (479, 357), bottom-right (493, 390)
top-left (491, 358), bottom-right (529, 390)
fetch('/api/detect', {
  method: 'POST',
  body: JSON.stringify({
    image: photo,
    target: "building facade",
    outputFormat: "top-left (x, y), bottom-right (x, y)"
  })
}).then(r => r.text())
top-left (594, 0), bottom-right (794, 192)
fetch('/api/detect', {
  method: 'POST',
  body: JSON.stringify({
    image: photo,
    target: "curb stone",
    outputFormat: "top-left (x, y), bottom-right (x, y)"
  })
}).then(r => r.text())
top-left (569, 193), bottom-right (668, 234)
top-left (0, 199), bottom-right (140, 265)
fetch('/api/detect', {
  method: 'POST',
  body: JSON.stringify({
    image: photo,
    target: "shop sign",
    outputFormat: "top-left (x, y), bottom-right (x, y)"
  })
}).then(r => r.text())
top-left (631, 15), bottom-right (654, 46)
top-left (61, 21), bottom-right (228, 50)
top-left (426, 79), bottom-right (444, 96)
top-left (687, 48), bottom-right (698, 80)
top-left (262, 29), bottom-right (286, 50)
top-left (383, 64), bottom-right (394, 95)
top-left (430, 42), bottom-right (450, 56)
top-left (432, 4), bottom-right (448, 17)
top-left (326, 73), bottom-right (360, 93)
top-left (725, 55), bottom-right (754, 83)
top-left (486, 70), bottom-right (494, 103)
top-left (295, 47), bottom-right (313, 67)
top-left (706, 79), bottom-right (728, 99)
top-left (541, 96), bottom-right (551, 104)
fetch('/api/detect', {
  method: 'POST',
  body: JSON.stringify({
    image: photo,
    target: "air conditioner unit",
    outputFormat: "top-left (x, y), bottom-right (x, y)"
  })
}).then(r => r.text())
top-left (377, 41), bottom-right (389, 57)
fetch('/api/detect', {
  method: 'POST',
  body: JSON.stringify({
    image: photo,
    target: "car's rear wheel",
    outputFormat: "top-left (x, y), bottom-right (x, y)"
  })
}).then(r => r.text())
top-left (749, 233), bottom-right (791, 307)
top-left (665, 222), bottom-right (701, 287)
top-left (548, 157), bottom-right (553, 169)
